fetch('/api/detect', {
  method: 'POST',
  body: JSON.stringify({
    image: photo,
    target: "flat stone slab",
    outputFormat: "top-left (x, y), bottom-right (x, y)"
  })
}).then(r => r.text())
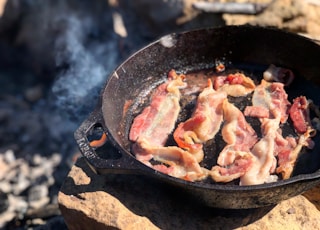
top-left (58, 157), bottom-right (320, 230)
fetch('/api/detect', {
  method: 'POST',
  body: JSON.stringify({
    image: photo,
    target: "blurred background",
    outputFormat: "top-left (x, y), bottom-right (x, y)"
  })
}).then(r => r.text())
top-left (0, 0), bottom-right (319, 229)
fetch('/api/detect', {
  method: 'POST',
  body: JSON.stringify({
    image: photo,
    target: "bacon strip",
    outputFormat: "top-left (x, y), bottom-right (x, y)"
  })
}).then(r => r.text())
top-left (269, 96), bottom-right (316, 179)
top-left (220, 100), bottom-right (258, 152)
top-left (243, 106), bottom-right (269, 119)
top-left (244, 82), bottom-right (316, 183)
top-left (289, 96), bottom-right (311, 134)
top-left (276, 128), bottom-right (315, 179)
top-left (240, 118), bottom-right (280, 185)
top-left (276, 96), bottom-right (316, 179)
top-left (129, 70), bottom-right (186, 161)
top-left (173, 79), bottom-right (227, 161)
top-left (211, 151), bottom-right (254, 183)
top-left (244, 79), bottom-right (290, 123)
top-left (240, 80), bottom-right (292, 185)
top-left (135, 138), bottom-right (208, 182)
top-left (210, 100), bottom-right (258, 183)
top-left (213, 72), bottom-right (255, 97)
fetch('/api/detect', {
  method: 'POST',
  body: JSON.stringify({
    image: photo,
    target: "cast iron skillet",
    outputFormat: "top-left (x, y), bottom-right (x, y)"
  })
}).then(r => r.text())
top-left (75, 25), bottom-right (320, 209)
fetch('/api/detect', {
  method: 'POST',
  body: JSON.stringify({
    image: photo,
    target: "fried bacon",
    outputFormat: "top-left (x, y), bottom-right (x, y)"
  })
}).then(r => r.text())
top-left (210, 100), bottom-right (257, 183)
top-left (129, 70), bottom-right (186, 161)
top-left (173, 79), bottom-right (227, 161)
top-left (213, 72), bottom-right (256, 97)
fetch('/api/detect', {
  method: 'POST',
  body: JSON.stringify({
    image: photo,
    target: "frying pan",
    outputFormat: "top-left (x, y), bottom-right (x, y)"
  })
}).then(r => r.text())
top-left (74, 25), bottom-right (320, 209)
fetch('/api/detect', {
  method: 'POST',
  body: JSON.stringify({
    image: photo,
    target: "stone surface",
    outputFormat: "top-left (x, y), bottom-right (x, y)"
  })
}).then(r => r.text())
top-left (221, 0), bottom-right (320, 40)
top-left (0, 0), bottom-right (6, 17)
top-left (175, 0), bottom-right (320, 40)
top-left (59, 157), bottom-right (320, 230)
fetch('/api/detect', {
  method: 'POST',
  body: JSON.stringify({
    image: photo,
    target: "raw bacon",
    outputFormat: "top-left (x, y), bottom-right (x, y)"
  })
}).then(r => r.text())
top-left (243, 84), bottom-right (315, 183)
top-left (274, 96), bottom-right (316, 179)
top-left (275, 134), bottom-right (298, 179)
top-left (243, 106), bottom-right (269, 119)
top-left (129, 70), bottom-right (186, 161)
top-left (289, 96), bottom-right (311, 134)
top-left (244, 79), bottom-right (290, 123)
top-left (276, 128), bottom-right (315, 179)
top-left (241, 80), bottom-right (290, 185)
top-left (240, 118), bottom-right (280, 185)
top-left (213, 72), bottom-right (256, 97)
top-left (210, 100), bottom-right (257, 182)
top-left (134, 138), bottom-right (208, 181)
top-left (276, 95), bottom-right (316, 179)
top-left (220, 100), bottom-right (258, 152)
top-left (173, 79), bottom-right (227, 161)
top-left (211, 151), bottom-right (254, 183)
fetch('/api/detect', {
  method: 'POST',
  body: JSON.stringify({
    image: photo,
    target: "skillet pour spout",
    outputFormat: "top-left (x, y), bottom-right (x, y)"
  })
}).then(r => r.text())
top-left (75, 25), bottom-right (320, 209)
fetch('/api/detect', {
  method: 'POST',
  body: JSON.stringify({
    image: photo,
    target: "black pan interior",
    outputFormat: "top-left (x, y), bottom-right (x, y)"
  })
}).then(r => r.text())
top-left (101, 26), bottom-right (320, 184)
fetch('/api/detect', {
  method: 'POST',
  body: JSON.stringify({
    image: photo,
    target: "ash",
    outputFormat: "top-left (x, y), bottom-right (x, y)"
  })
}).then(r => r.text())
top-left (0, 0), bottom-right (223, 229)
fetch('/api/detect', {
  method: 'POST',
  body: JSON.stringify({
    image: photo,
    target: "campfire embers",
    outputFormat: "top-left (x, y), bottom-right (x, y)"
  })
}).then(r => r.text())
top-left (0, 150), bottom-right (65, 228)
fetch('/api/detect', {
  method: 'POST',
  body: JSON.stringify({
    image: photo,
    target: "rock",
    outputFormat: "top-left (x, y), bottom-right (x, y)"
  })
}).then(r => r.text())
top-left (0, 0), bottom-right (7, 17)
top-left (303, 183), bottom-right (320, 210)
top-left (59, 157), bottom-right (320, 230)
top-left (222, 0), bottom-right (320, 40)
top-left (239, 196), bottom-right (320, 229)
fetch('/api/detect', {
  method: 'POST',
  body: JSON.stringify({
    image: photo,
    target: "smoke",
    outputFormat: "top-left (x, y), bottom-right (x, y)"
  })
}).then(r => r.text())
top-left (51, 12), bottom-right (119, 123)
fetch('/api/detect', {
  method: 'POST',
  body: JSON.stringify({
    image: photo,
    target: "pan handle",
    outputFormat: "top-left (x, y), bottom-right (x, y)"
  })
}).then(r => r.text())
top-left (74, 109), bottom-right (146, 175)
